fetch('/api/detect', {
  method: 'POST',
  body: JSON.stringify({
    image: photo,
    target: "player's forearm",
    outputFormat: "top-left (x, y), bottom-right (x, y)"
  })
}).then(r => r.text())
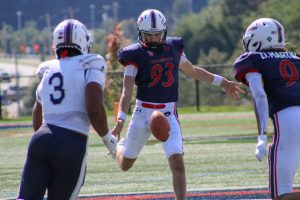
top-left (88, 103), bottom-right (109, 137)
top-left (246, 73), bottom-right (269, 135)
top-left (86, 82), bottom-right (109, 137)
top-left (252, 95), bottom-right (268, 135)
top-left (194, 67), bottom-right (215, 83)
top-left (32, 101), bottom-right (43, 131)
top-left (119, 90), bottom-right (132, 113)
top-left (117, 76), bottom-right (135, 121)
top-left (180, 61), bottom-right (220, 84)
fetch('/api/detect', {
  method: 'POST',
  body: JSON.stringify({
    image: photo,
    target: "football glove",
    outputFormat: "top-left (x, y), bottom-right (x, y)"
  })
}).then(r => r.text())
top-left (102, 132), bottom-right (117, 159)
top-left (255, 135), bottom-right (268, 161)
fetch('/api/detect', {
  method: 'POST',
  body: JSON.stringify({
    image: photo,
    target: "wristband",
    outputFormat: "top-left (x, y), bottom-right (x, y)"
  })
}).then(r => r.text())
top-left (102, 131), bottom-right (112, 140)
top-left (258, 134), bottom-right (267, 141)
top-left (212, 74), bottom-right (223, 86)
top-left (117, 111), bottom-right (126, 121)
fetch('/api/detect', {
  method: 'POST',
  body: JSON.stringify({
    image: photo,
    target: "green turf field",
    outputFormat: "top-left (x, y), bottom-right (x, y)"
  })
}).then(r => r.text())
top-left (0, 111), bottom-right (299, 199)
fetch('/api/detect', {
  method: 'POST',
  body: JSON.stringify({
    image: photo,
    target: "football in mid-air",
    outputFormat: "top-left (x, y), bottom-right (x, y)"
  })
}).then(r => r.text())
top-left (150, 111), bottom-right (170, 142)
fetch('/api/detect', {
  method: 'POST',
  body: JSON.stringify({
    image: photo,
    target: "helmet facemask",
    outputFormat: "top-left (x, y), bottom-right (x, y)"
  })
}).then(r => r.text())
top-left (138, 30), bottom-right (167, 49)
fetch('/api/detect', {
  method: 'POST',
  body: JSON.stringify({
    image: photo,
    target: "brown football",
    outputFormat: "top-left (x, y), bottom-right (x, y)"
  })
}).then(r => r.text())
top-left (150, 111), bottom-right (170, 142)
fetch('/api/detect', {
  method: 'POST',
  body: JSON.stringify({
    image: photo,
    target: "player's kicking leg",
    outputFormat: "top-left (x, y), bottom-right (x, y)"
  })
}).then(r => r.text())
top-left (168, 154), bottom-right (186, 200)
top-left (115, 138), bottom-right (136, 171)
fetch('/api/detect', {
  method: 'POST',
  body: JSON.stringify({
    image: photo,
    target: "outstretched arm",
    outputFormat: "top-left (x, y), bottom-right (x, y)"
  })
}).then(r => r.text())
top-left (86, 82), bottom-right (117, 157)
top-left (245, 72), bottom-right (269, 161)
top-left (111, 74), bottom-right (135, 138)
top-left (179, 60), bottom-right (244, 99)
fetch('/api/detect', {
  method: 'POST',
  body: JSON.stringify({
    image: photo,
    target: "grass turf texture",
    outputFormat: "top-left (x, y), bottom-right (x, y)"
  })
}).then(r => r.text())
top-left (1, 111), bottom-right (299, 199)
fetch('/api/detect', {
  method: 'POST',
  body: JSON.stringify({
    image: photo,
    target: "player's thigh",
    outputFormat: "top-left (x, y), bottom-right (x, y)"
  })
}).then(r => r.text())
top-left (47, 160), bottom-right (86, 200)
top-left (123, 109), bottom-right (150, 159)
top-left (274, 106), bottom-right (300, 171)
top-left (47, 127), bottom-right (88, 200)
top-left (18, 161), bottom-right (49, 200)
top-left (18, 131), bottom-right (51, 199)
top-left (163, 115), bottom-right (183, 158)
top-left (269, 107), bottom-right (300, 197)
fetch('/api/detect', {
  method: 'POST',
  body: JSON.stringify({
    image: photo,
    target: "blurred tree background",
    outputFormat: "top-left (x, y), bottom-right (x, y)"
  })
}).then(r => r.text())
top-left (0, 0), bottom-right (300, 116)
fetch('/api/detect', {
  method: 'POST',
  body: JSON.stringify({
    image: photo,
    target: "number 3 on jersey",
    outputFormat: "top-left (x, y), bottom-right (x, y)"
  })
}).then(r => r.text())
top-left (49, 72), bottom-right (65, 104)
top-left (149, 62), bottom-right (174, 87)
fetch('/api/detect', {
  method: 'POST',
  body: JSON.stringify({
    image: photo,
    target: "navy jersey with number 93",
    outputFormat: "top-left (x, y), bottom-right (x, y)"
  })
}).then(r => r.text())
top-left (118, 37), bottom-right (184, 103)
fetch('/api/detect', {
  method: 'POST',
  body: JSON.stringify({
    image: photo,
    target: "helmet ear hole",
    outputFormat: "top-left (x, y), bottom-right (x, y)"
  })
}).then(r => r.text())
top-left (255, 42), bottom-right (262, 51)
top-left (253, 42), bottom-right (259, 47)
top-left (243, 38), bottom-right (250, 52)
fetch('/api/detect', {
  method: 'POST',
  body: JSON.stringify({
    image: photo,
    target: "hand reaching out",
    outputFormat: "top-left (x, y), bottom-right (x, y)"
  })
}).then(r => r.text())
top-left (102, 132), bottom-right (118, 159)
top-left (221, 78), bottom-right (245, 100)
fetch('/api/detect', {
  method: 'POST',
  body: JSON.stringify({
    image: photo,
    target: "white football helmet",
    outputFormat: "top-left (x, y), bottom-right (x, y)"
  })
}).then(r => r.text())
top-left (243, 18), bottom-right (286, 52)
top-left (137, 9), bottom-right (167, 49)
top-left (53, 19), bottom-right (91, 55)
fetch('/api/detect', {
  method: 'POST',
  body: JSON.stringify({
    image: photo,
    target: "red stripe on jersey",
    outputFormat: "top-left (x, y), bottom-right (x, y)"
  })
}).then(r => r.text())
top-left (123, 61), bottom-right (139, 69)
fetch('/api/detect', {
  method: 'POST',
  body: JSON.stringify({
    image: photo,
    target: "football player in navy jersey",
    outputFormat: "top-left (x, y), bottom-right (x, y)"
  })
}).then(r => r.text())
top-left (112, 9), bottom-right (244, 200)
top-left (233, 18), bottom-right (300, 200)
top-left (17, 19), bottom-right (117, 200)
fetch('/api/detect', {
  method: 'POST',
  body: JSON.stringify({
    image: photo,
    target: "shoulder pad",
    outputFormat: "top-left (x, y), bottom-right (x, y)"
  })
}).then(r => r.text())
top-left (118, 43), bottom-right (140, 67)
top-left (233, 52), bottom-right (261, 84)
top-left (79, 54), bottom-right (107, 72)
top-left (166, 37), bottom-right (184, 50)
top-left (36, 59), bottom-right (56, 79)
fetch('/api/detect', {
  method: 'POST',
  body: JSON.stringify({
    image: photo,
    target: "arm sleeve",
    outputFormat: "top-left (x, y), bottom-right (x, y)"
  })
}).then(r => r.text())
top-left (118, 48), bottom-right (139, 68)
top-left (35, 89), bottom-right (41, 103)
top-left (36, 63), bottom-right (49, 80)
top-left (124, 64), bottom-right (138, 77)
top-left (245, 72), bottom-right (269, 135)
top-left (85, 68), bottom-right (105, 87)
top-left (179, 52), bottom-right (188, 64)
top-left (83, 54), bottom-right (107, 87)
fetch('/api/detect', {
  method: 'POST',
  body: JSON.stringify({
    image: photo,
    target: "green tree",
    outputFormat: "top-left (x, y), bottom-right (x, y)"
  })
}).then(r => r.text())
top-left (22, 81), bottom-right (39, 116)
top-left (121, 19), bottom-right (138, 42)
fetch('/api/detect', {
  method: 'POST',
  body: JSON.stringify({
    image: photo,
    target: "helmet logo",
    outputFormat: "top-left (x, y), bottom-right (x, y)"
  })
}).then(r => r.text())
top-left (58, 31), bottom-right (64, 40)
top-left (147, 51), bottom-right (154, 56)
top-left (138, 17), bottom-right (144, 26)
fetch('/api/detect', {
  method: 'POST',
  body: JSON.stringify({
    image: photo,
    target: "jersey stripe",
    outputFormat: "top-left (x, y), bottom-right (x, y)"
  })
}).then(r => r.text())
top-left (269, 113), bottom-right (280, 198)
top-left (64, 21), bottom-right (73, 43)
top-left (273, 20), bottom-right (283, 43)
top-left (150, 10), bottom-right (157, 29)
top-left (69, 141), bottom-right (88, 200)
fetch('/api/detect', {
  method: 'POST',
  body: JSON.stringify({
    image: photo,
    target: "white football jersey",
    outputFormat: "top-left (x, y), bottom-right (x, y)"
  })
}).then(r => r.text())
top-left (36, 54), bottom-right (107, 135)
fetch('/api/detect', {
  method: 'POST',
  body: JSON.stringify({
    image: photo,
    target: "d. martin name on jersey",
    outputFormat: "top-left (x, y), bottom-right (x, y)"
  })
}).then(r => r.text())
top-left (259, 52), bottom-right (299, 59)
